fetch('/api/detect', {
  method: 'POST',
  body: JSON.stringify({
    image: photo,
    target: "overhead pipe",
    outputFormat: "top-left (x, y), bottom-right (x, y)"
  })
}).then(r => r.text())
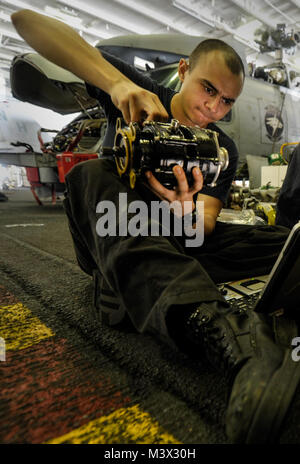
top-left (263, 0), bottom-right (300, 28)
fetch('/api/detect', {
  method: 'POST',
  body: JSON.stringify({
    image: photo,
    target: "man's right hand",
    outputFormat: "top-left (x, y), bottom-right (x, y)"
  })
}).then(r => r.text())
top-left (110, 81), bottom-right (169, 124)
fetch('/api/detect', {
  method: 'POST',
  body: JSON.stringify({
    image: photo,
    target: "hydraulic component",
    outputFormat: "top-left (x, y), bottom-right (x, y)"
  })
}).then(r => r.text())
top-left (101, 118), bottom-right (229, 189)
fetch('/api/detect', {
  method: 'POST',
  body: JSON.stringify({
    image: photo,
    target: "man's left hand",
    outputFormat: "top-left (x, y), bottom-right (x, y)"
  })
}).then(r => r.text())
top-left (144, 165), bottom-right (203, 216)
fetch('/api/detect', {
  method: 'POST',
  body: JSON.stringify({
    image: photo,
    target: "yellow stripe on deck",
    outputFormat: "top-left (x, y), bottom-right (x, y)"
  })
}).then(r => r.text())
top-left (0, 303), bottom-right (54, 350)
top-left (46, 404), bottom-right (181, 444)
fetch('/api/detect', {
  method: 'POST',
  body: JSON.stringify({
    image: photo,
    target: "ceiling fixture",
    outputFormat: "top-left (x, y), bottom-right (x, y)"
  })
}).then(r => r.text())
top-left (56, 0), bottom-right (152, 34)
top-left (44, 5), bottom-right (83, 28)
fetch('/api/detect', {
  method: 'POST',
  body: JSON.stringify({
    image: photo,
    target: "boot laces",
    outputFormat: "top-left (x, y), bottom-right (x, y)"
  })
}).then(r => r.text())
top-left (188, 306), bottom-right (249, 371)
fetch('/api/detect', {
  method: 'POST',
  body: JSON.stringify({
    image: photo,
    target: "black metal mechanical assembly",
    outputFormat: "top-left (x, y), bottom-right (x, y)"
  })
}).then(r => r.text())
top-left (101, 118), bottom-right (229, 189)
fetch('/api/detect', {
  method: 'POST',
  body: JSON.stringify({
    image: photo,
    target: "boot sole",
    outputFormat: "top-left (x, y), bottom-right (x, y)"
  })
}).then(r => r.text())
top-left (245, 349), bottom-right (300, 443)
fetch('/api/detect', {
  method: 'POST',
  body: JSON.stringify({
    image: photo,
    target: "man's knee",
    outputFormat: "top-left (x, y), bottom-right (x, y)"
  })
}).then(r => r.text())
top-left (65, 158), bottom-right (121, 208)
top-left (66, 158), bottom-right (117, 189)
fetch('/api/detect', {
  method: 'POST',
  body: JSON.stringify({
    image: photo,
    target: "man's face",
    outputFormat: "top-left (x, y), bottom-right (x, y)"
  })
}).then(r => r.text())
top-left (177, 50), bottom-right (244, 128)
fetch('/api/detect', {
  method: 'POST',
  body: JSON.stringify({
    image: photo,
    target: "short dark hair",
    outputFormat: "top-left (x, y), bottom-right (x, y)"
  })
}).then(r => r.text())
top-left (189, 39), bottom-right (245, 79)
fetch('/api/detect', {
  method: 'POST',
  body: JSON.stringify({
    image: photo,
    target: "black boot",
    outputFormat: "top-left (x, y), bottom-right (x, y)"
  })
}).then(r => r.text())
top-left (185, 302), bottom-right (300, 443)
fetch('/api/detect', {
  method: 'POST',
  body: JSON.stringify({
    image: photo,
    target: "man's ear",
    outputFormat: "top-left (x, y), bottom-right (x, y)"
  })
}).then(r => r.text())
top-left (178, 58), bottom-right (189, 83)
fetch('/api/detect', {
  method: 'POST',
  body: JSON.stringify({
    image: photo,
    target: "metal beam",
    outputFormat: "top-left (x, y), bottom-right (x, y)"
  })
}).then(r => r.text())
top-left (229, 0), bottom-right (274, 28)
top-left (3, 0), bottom-right (115, 41)
top-left (56, 0), bottom-right (154, 35)
top-left (113, 0), bottom-right (209, 35)
top-left (0, 152), bottom-right (57, 167)
top-left (173, 0), bottom-right (259, 52)
top-left (172, 0), bottom-right (219, 29)
top-left (0, 48), bottom-right (14, 60)
top-left (0, 0), bottom-right (42, 14)
top-left (290, 0), bottom-right (300, 8)
top-left (263, 0), bottom-right (300, 27)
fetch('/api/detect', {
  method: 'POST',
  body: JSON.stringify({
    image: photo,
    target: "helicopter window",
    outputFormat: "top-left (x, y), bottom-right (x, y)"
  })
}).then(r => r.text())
top-left (163, 70), bottom-right (181, 90)
top-left (148, 65), bottom-right (180, 90)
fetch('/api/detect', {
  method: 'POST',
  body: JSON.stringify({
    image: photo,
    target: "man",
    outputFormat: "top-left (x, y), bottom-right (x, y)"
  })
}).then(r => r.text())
top-left (12, 9), bottom-right (300, 444)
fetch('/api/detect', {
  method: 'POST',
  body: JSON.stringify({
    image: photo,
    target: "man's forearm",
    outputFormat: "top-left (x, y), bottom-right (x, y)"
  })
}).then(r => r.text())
top-left (11, 9), bottom-right (131, 95)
